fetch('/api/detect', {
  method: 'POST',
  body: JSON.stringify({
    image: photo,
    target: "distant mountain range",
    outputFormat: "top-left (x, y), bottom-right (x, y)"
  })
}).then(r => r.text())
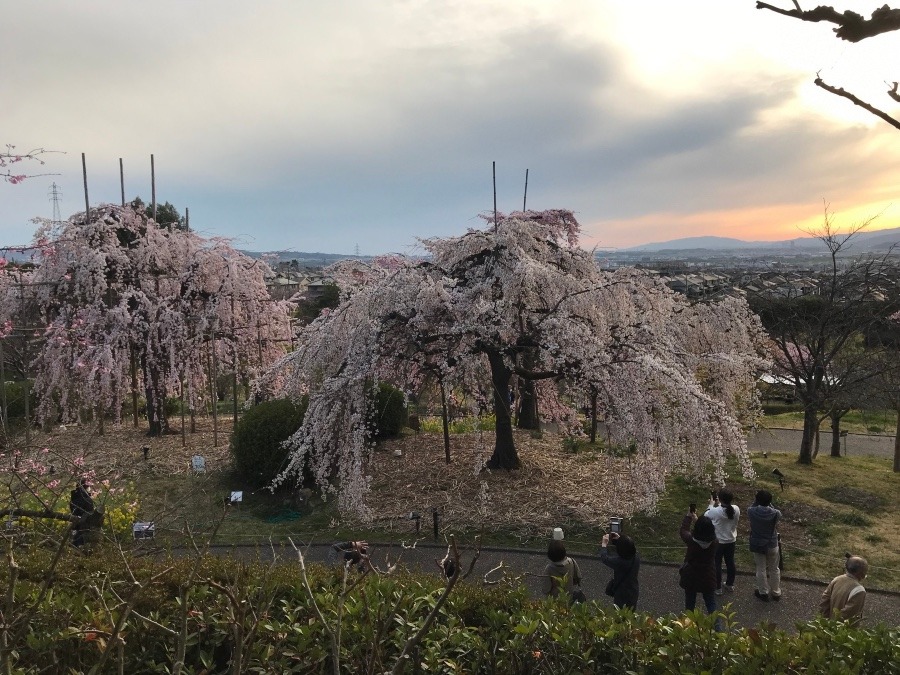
top-left (626, 227), bottom-right (900, 253)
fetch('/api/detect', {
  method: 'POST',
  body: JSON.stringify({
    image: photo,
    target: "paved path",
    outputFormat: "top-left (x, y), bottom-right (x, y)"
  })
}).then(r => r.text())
top-left (210, 542), bottom-right (900, 630)
top-left (748, 428), bottom-right (896, 460)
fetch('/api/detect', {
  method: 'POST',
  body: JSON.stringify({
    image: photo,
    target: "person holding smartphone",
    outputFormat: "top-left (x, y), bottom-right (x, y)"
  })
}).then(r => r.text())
top-left (678, 506), bottom-right (719, 627)
top-left (705, 490), bottom-right (740, 595)
top-left (599, 531), bottom-right (640, 610)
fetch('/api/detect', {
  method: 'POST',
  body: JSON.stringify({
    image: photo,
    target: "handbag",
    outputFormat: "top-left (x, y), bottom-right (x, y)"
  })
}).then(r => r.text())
top-left (570, 586), bottom-right (587, 604)
top-left (604, 577), bottom-right (616, 597)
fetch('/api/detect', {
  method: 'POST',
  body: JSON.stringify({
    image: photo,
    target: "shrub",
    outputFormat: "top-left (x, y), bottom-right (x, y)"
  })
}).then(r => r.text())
top-left (7, 548), bottom-right (900, 674)
top-left (370, 382), bottom-right (407, 440)
top-left (2, 380), bottom-right (36, 420)
top-left (230, 397), bottom-right (308, 487)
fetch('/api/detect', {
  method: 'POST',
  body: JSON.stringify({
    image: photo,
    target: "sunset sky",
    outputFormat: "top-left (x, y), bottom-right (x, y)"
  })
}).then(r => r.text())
top-left (2, 1), bottom-right (899, 254)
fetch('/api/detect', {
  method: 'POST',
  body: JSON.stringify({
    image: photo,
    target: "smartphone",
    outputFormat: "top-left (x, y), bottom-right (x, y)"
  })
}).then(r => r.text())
top-left (689, 502), bottom-right (697, 514)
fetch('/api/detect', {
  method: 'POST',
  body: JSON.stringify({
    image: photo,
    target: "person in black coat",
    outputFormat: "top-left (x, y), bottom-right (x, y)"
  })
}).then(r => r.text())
top-left (69, 479), bottom-right (95, 547)
top-left (679, 513), bottom-right (719, 621)
top-left (599, 532), bottom-right (640, 610)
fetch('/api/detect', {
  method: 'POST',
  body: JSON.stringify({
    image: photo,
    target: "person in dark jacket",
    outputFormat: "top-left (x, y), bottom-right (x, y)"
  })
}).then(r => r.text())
top-left (69, 479), bottom-right (95, 547)
top-left (599, 532), bottom-right (640, 610)
top-left (747, 490), bottom-right (782, 601)
top-left (679, 513), bottom-right (718, 621)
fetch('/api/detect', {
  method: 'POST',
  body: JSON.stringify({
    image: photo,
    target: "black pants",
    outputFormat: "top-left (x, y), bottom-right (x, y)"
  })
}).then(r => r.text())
top-left (715, 541), bottom-right (736, 588)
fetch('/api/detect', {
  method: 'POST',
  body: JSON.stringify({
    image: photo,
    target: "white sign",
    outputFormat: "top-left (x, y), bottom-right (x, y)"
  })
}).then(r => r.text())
top-left (191, 455), bottom-right (206, 474)
top-left (132, 522), bottom-right (155, 539)
top-left (230, 491), bottom-right (243, 504)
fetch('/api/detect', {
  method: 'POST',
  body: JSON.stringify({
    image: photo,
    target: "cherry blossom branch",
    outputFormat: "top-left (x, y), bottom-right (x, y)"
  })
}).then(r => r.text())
top-left (0, 146), bottom-right (62, 184)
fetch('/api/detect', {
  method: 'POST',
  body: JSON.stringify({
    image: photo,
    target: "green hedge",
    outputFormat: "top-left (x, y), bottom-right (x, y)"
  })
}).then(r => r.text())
top-left (370, 382), bottom-right (407, 440)
top-left (5, 545), bottom-right (898, 674)
top-left (230, 397), bottom-right (308, 487)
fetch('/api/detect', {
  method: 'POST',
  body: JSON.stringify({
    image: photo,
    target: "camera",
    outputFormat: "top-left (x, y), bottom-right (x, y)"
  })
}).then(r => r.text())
top-left (710, 490), bottom-right (718, 501)
top-left (608, 517), bottom-right (623, 534)
top-left (689, 502), bottom-right (697, 514)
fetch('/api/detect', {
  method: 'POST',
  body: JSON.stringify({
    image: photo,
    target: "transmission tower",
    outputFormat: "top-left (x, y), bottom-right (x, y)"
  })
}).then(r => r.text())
top-left (48, 182), bottom-right (63, 224)
top-left (354, 243), bottom-right (360, 257)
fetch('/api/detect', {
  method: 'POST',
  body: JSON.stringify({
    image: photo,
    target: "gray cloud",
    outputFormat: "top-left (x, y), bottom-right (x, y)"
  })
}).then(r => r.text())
top-left (3, 1), bottom-right (898, 254)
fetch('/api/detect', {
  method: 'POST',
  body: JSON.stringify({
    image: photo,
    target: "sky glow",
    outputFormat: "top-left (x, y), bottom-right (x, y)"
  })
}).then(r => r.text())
top-left (2, 1), bottom-right (898, 254)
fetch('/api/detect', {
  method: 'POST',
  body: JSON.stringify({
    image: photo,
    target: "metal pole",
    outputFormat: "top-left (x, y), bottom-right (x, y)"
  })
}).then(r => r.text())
top-left (119, 158), bottom-right (125, 206)
top-left (81, 153), bottom-right (90, 221)
top-left (523, 168), bottom-right (529, 212)
top-left (151, 154), bottom-right (157, 221)
top-left (492, 161), bottom-right (497, 232)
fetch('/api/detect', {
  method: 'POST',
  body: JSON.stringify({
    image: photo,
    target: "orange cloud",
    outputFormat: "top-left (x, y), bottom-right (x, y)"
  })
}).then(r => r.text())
top-left (584, 199), bottom-right (899, 250)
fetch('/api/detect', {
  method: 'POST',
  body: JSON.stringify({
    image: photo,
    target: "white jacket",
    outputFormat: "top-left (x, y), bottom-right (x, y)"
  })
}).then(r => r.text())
top-left (704, 501), bottom-right (740, 544)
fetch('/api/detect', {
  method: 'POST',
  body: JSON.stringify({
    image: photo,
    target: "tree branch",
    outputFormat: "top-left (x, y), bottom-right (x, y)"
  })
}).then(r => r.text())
top-left (814, 77), bottom-right (900, 131)
top-left (756, 2), bottom-right (900, 42)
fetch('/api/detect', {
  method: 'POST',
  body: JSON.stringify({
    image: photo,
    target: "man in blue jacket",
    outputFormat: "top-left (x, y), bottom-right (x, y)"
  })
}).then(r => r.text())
top-left (747, 490), bottom-right (781, 601)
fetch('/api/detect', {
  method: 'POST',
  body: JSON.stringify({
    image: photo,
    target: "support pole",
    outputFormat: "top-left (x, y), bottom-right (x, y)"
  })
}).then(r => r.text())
top-left (523, 168), bottom-right (529, 212)
top-left (119, 158), bottom-right (125, 206)
top-left (81, 153), bottom-right (90, 222)
top-left (151, 154), bottom-right (157, 222)
top-left (492, 161), bottom-right (497, 232)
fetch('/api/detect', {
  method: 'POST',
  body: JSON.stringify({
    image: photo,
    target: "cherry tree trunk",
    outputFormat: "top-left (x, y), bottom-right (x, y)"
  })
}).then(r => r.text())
top-left (799, 405), bottom-right (817, 465)
top-left (142, 355), bottom-right (169, 437)
top-left (830, 412), bottom-right (842, 458)
top-left (485, 349), bottom-right (520, 470)
top-left (516, 377), bottom-right (539, 430)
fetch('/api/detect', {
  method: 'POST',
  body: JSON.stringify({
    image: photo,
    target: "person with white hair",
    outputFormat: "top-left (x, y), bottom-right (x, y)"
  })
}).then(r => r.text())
top-left (819, 555), bottom-right (869, 625)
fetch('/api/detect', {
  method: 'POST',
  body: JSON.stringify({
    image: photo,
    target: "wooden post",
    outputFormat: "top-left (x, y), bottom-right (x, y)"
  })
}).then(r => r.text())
top-left (185, 206), bottom-right (189, 232)
top-left (210, 328), bottom-right (219, 448)
top-left (231, 295), bottom-right (238, 426)
top-left (130, 346), bottom-right (139, 427)
top-left (81, 153), bottom-right (90, 221)
top-left (523, 168), bottom-right (529, 212)
top-left (119, 158), bottom-right (125, 206)
top-left (150, 154), bottom-right (157, 222)
top-left (180, 379), bottom-right (186, 448)
top-left (492, 161), bottom-right (497, 232)
top-left (439, 378), bottom-right (451, 464)
top-left (23, 379), bottom-right (30, 447)
top-left (0, 341), bottom-right (6, 436)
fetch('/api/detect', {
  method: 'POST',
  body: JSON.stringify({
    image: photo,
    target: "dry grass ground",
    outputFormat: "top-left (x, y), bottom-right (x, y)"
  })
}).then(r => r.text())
top-left (6, 418), bottom-right (898, 590)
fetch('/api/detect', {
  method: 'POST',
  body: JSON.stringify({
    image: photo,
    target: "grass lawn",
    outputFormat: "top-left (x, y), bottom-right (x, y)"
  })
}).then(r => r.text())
top-left (760, 406), bottom-right (898, 436)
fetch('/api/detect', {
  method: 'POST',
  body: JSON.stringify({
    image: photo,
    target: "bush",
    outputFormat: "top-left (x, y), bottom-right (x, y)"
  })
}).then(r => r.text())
top-left (6, 548), bottom-right (900, 674)
top-left (2, 380), bottom-right (36, 420)
top-left (370, 382), bottom-right (407, 440)
top-left (230, 397), bottom-right (308, 487)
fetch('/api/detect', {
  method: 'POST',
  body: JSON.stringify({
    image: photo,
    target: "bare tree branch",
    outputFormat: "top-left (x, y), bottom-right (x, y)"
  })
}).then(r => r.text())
top-left (756, 2), bottom-right (900, 42)
top-left (814, 77), bottom-right (900, 131)
top-left (889, 81), bottom-right (900, 102)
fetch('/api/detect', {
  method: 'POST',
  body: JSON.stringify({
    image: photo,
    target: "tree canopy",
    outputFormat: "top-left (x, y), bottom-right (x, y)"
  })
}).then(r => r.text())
top-left (266, 210), bottom-right (769, 517)
top-left (1, 203), bottom-right (290, 435)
